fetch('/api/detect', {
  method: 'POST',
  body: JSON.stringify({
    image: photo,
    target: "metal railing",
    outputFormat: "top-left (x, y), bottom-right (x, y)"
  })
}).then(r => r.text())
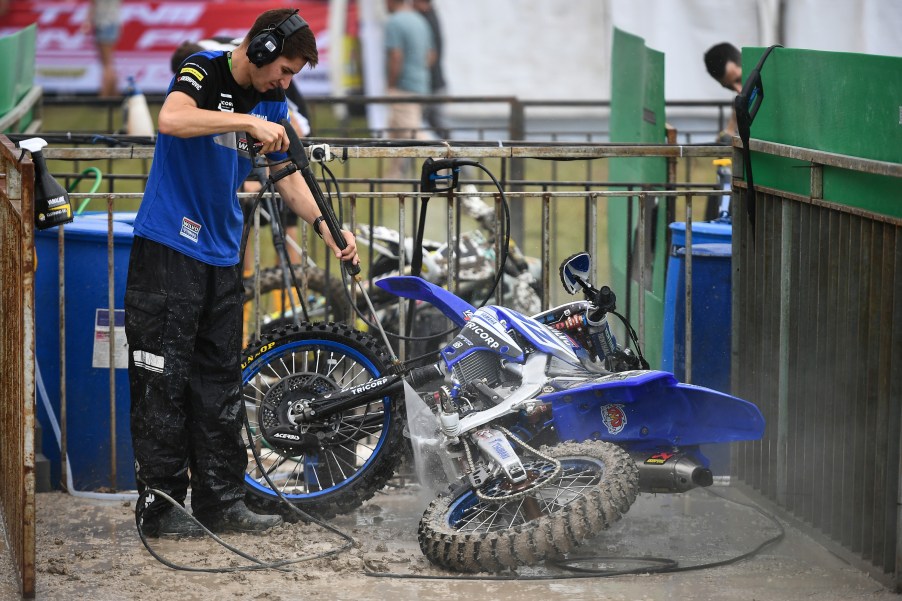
top-left (730, 138), bottom-right (902, 591)
top-left (30, 140), bottom-right (725, 482)
top-left (0, 137), bottom-right (37, 598)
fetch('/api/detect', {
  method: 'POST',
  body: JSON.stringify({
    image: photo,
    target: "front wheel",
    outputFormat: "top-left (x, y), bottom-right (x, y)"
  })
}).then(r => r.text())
top-left (417, 440), bottom-right (639, 572)
top-left (240, 322), bottom-right (404, 518)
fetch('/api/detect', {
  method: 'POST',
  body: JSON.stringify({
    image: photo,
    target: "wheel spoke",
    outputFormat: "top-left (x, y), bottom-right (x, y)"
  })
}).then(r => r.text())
top-left (450, 459), bottom-right (609, 534)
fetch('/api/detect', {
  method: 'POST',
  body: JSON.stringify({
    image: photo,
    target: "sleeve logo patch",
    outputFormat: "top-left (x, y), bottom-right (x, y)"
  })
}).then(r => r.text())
top-left (180, 217), bottom-right (201, 243)
top-left (177, 75), bottom-right (202, 90)
top-left (179, 67), bottom-right (204, 81)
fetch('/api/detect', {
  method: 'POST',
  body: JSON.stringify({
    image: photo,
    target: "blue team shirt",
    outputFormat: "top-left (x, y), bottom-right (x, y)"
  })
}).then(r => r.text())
top-left (134, 50), bottom-right (289, 266)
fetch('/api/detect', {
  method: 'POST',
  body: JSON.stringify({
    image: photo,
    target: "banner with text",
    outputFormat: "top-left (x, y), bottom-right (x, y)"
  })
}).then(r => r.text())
top-left (1, 0), bottom-right (354, 95)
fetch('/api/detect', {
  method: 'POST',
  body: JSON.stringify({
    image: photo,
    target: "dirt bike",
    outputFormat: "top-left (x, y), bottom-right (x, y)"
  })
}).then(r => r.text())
top-left (239, 250), bottom-right (765, 571)
top-left (239, 138), bottom-right (764, 571)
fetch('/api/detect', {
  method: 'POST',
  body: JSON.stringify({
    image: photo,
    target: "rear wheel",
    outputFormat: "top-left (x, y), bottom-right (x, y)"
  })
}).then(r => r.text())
top-left (240, 321), bottom-right (404, 519)
top-left (417, 440), bottom-right (639, 572)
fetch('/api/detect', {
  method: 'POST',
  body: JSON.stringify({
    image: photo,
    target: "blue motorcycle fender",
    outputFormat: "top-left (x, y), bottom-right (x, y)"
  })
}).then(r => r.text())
top-left (540, 370), bottom-right (765, 446)
top-left (375, 276), bottom-right (476, 327)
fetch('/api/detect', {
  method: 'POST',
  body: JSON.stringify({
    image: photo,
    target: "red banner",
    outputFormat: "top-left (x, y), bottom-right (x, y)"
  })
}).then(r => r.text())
top-left (1, 0), bottom-right (355, 95)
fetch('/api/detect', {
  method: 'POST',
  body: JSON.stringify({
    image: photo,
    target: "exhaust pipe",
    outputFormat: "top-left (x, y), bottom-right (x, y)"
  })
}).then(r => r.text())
top-left (630, 450), bottom-right (714, 493)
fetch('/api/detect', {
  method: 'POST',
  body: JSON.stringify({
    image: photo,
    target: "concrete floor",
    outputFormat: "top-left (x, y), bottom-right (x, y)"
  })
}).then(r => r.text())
top-left (0, 481), bottom-right (898, 601)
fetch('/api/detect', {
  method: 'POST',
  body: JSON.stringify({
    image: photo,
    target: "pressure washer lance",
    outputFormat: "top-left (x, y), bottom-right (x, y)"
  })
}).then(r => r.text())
top-left (280, 120), bottom-right (400, 366)
top-left (18, 137), bottom-right (74, 230)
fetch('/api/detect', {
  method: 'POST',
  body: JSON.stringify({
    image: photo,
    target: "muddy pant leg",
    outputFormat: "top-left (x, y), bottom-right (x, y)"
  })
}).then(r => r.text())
top-left (125, 237), bottom-right (204, 520)
top-left (187, 264), bottom-right (247, 517)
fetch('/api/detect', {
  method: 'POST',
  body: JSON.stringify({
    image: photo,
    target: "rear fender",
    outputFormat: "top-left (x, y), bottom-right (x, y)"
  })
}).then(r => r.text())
top-left (540, 370), bottom-right (765, 446)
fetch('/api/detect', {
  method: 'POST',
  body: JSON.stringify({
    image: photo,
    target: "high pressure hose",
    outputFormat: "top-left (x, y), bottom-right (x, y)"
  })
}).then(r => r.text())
top-left (336, 158), bottom-right (514, 367)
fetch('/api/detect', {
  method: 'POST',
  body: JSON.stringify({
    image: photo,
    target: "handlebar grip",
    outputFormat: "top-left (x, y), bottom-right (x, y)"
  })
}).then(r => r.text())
top-left (596, 286), bottom-right (616, 312)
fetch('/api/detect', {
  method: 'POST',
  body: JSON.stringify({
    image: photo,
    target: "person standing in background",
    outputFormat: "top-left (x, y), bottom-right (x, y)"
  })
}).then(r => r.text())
top-left (88, 0), bottom-right (122, 97)
top-left (413, 0), bottom-right (448, 138)
top-left (703, 42), bottom-right (743, 142)
top-left (702, 42), bottom-right (744, 221)
top-left (384, 0), bottom-right (434, 141)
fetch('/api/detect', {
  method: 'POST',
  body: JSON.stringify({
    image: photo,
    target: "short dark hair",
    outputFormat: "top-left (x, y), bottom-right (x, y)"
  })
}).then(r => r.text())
top-left (704, 42), bottom-right (741, 81)
top-left (245, 8), bottom-right (319, 68)
top-left (170, 41), bottom-right (204, 74)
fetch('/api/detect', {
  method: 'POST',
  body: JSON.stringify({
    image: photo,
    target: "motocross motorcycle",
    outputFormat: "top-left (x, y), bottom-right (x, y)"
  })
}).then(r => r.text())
top-left (239, 250), bottom-right (765, 572)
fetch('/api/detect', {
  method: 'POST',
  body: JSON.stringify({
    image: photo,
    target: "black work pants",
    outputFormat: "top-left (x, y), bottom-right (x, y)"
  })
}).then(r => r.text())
top-left (125, 236), bottom-right (245, 520)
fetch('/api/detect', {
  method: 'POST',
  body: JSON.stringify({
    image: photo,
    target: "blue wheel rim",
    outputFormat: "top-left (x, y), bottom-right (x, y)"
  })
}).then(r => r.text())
top-left (242, 338), bottom-right (388, 500)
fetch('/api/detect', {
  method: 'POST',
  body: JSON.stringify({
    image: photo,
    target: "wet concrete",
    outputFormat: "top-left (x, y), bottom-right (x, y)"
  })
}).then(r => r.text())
top-left (0, 481), bottom-right (897, 600)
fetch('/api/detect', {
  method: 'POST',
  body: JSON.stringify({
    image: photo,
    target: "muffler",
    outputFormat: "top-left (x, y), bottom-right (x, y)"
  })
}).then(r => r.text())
top-left (630, 450), bottom-right (714, 493)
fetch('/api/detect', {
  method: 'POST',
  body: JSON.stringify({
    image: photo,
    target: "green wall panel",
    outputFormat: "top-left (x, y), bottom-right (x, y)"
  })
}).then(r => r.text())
top-left (608, 28), bottom-right (668, 368)
top-left (743, 46), bottom-right (902, 216)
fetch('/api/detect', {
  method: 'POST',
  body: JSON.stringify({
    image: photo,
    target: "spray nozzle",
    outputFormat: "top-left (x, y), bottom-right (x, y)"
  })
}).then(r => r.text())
top-left (18, 137), bottom-right (49, 155)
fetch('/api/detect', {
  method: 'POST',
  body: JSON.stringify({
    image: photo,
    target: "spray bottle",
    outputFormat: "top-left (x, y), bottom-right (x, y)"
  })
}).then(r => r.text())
top-left (19, 138), bottom-right (73, 230)
top-left (123, 76), bottom-right (154, 136)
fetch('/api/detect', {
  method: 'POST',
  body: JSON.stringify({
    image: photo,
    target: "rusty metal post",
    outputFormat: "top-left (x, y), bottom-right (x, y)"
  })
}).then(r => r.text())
top-left (542, 193), bottom-right (551, 310)
top-left (776, 195), bottom-right (792, 506)
top-left (588, 192), bottom-right (598, 295)
top-left (58, 224), bottom-right (67, 489)
top-left (107, 197), bottom-right (117, 489)
top-left (684, 192), bottom-right (693, 384)
top-left (348, 195), bottom-right (358, 325)
top-left (397, 194), bottom-right (407, 361)
top-left (0, 135), bottom-right (37, 597)
top-left (637, 192), bottom-right (647, 351)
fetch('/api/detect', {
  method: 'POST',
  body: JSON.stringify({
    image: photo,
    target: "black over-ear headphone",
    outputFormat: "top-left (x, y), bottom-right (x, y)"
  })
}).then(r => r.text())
top-left (247, 10), bottom-right (309, 68)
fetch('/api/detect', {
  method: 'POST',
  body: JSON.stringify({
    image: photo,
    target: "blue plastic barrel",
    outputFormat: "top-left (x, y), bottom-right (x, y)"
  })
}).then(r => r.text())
top-left (662, 241), bottom-right (732, 392)
top-left (668, 220), bottom-right (732, 249)
top-left (34, 214), bottom-right (136, 491)
top-left (662, 221), bottom-right (733, 388)
top-left (662, 224), bottom-right (733, 477)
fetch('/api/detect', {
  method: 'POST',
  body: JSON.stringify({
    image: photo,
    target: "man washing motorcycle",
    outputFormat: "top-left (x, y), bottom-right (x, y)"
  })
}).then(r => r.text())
top-left (126, 8), bottom-right (357, 538)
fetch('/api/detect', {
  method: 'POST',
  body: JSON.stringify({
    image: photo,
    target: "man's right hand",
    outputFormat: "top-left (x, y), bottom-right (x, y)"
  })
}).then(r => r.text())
top-left (248, 120), bottom-right (289, 154)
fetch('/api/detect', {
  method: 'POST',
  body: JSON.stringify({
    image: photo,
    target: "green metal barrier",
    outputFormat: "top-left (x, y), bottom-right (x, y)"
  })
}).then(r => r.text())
top-left (741, 46), bottom-right (902, 217)
top-left (608, 28), bottom-right (669, 369)
top-left (0, 24), bottom-right (37, 133)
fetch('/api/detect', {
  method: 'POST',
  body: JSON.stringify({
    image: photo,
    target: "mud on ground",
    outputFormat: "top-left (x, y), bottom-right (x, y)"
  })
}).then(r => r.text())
top-left (0, 482), bottom-right (897, 601)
